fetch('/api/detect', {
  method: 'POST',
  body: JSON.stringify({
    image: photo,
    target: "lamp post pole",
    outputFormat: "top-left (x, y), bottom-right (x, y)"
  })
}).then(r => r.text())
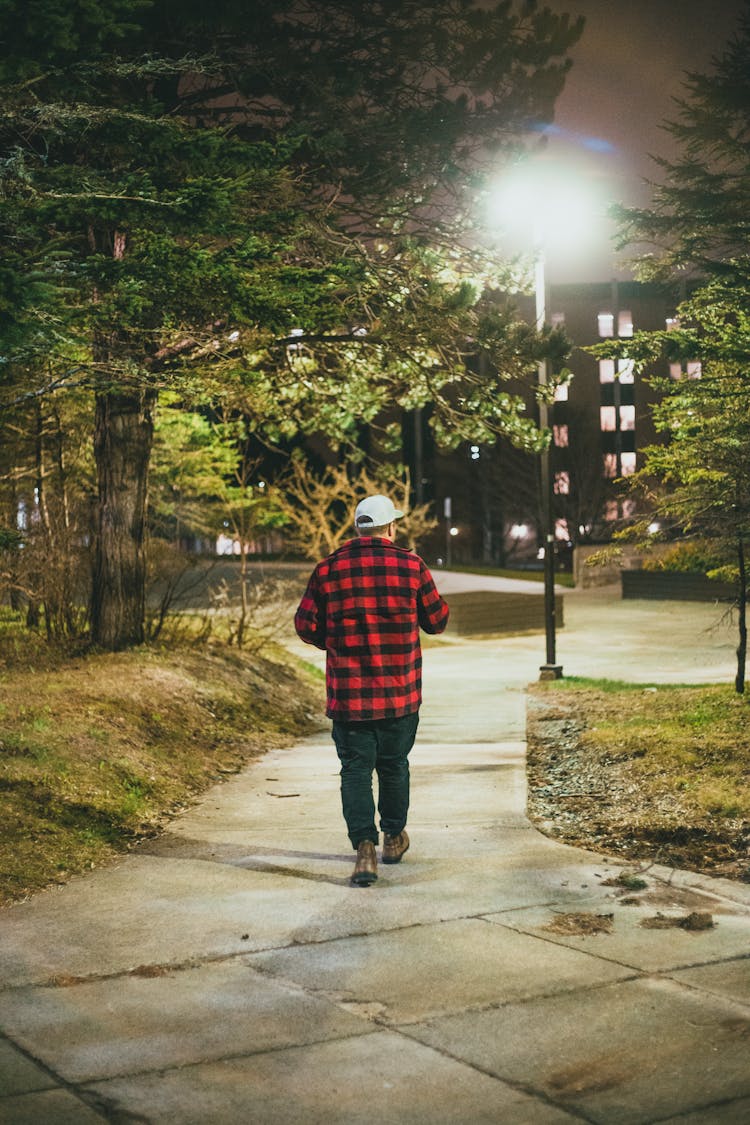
top-left (534, 243), bottom-right (563, 681)
top-left (485, 165), bottom-right (596, 679)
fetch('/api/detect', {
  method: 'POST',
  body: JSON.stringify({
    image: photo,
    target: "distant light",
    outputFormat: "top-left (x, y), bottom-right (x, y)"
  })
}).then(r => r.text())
top-left (648, 522), bottom-right (660, 534)
top-left (287, 327), bottom-right (305, 353)
top-left (470, 444), bottom-right (480, 460)
top-left (449, 526), bottom-right (459, 537)
top-left (598, 312), bottom-right (614, 338)
top-left (510, 523), bottom-right (529, 540)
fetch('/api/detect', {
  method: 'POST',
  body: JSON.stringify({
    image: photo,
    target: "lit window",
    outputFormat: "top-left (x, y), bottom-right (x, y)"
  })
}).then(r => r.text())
top-left (618, 358), bottom-right (635, 383)
top-left (622, 499), bottom-right (636, 519)
top-left (620, 405), bottom-right (635, 431)
top-left (687, 361), bottom-right (702, 378)
top-left (554, 471), bottom-right (570, 495)
top-left (600, 406), bottom-right (616, 432)
top-left (554, 383), bottom-right (568, 402)
top-left (555, 519), bottom-right (569, 540)
top-left (603, 453), bottom-right (617, 478)
top-left (550, 311), bottom-right (565, 328)
top-left (599, 359), bottom-right (615, 383)
top-left (618, 310), bottom-right (634, 337)
top-left (621, 452), bottom-right (637, 475)
top-left (553, 424), bottom-right (569, 447)
top-left (669, 362), bottom-right (683, 379)
top-left (666, 317), bottom-right (680, 331)
top-left (604, 500), bottom-right (619, 520)
top-left (598, 312), bottom-right (614, 337)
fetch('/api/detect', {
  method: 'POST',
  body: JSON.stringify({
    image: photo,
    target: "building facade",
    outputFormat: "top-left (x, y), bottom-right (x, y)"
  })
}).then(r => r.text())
top-left (418, 280), bottom-right (684, 568)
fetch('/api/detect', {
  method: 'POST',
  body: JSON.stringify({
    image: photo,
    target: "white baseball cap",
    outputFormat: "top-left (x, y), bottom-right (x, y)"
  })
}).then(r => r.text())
top-left (354, 494), bottom-right (404, 532)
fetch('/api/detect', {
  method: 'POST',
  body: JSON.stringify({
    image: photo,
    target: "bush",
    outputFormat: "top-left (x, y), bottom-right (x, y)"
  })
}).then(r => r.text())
top-left (642, 538), bottom-right (734, 575)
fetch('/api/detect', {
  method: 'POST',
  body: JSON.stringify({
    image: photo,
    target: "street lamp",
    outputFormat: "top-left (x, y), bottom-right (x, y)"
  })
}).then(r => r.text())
top-left (533, 240), bottom-right (563, 680)
top-left (486, 162), bottom-right (600, 680)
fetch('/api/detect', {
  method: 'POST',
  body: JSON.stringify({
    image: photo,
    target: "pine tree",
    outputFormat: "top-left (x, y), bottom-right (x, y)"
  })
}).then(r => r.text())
top-left (602, 5), bottom-right (750, 690)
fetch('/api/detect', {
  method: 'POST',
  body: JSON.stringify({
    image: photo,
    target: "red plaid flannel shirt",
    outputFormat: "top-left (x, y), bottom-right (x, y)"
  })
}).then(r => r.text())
top-left (294, 536), bottom-right (450, 721)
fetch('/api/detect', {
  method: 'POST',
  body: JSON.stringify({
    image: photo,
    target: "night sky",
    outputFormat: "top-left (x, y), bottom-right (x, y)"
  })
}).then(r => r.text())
top-left (534, 0), bottom-right (747, 281)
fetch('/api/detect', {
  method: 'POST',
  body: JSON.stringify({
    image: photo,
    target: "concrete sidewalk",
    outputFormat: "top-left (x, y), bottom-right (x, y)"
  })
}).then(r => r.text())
top-left (1, 589), bottom-right (749, 1123)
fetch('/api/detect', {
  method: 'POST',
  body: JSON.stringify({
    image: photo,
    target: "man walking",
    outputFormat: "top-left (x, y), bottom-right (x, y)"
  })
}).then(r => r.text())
top-left (294, 494), bottom-right (450, 886)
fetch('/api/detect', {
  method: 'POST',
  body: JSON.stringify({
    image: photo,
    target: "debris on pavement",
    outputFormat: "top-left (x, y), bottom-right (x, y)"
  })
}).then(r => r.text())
top-left (543, 911), bottom-right (615, 936)
top-left (640, 911), bottom-right (715, 931)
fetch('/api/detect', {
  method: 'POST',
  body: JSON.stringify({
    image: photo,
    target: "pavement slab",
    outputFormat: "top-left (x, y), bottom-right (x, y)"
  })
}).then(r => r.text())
top-left (84, 1030), bottom-right (581, 1125)
top-left (0, 1089), bottom-right (107, 1124)
top-left (669, 958), bottom-right (750, 1007)
top-left (247, 916), bottom-right (634, 1026)
top-left (0, 856), bottom-right (356, 986)
top-left (0, 962), bottom-right (371, 1084)
top-left (0, 1037), bottom-right (59, 1097)
top-left (487, 890), bottom-right (750, 973)
top-left (659, 1099), bottom-right (750, 1124)
top-left (407, 976), bottom-right (750, 1124)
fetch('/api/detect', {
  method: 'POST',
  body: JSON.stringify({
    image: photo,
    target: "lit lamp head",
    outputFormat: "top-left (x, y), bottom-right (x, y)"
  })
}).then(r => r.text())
top-left (483, 160), bottom-right (603, 259)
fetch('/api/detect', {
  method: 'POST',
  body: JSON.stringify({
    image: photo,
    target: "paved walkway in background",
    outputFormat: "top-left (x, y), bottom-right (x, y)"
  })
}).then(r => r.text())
top-left (1, 584), bottom-right (749, 1123)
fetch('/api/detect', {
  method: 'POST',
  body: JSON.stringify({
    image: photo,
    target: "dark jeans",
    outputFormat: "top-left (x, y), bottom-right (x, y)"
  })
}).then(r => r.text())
top-left (331, 712), bottom-right (420, 849)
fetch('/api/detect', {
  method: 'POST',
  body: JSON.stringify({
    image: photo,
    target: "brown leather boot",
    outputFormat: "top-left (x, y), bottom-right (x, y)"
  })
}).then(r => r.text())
top-left (382, 829), bottom-right (409, 864)
top-left (351, 841), bottom-right (378, 886)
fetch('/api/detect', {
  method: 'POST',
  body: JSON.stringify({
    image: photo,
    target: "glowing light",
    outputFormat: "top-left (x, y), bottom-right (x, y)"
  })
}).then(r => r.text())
top-left (485, 161), bottom-right (602, 252)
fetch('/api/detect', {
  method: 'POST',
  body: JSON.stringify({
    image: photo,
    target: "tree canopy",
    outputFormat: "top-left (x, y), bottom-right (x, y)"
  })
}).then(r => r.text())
top-left (0, 0), bottom-right (583, 647)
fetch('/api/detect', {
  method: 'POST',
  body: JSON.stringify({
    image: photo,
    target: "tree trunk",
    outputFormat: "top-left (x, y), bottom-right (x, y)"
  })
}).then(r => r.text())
top-left (7, 467), bottom-right (23, 612)
top-left (736, 533), bottom-right (747, 695)
top-left (90, 389), bottom-right (155, 650)
top-left (26, 401), bottom-right (46, 631)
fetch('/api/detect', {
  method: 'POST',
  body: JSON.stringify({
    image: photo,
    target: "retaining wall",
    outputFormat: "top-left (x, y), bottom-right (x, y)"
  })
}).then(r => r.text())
top-left (443, 590), bottom-right (564, 636)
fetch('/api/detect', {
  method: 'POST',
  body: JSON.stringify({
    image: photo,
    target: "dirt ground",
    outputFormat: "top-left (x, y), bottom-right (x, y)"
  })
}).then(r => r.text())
top-left (526, 689), bottom-right (750, 884)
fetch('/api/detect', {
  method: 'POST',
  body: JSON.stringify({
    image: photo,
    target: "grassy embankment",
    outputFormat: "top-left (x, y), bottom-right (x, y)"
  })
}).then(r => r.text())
top-left (528, 677), bottom-right (750, 879)
top-left (0, 611), bottom-right (325, 906)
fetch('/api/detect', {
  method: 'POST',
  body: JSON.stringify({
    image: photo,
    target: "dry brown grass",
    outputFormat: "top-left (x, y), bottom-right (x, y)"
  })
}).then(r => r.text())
top-left (0, 616), bottom-right (325, 905)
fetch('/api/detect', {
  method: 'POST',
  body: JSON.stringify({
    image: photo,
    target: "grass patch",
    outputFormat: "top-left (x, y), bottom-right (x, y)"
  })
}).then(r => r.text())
top-left (527, 680), bottom-right (750, 879)
top-left (449, 565), bottom-right (576, 588)
top-left (0, 618), bottom-right (325, 905)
